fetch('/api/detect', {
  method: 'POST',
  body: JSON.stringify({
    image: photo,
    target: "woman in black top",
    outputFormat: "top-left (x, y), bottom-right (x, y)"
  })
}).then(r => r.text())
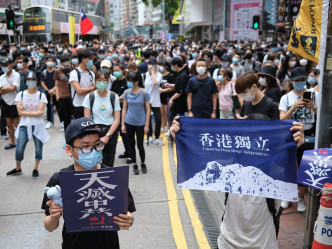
top-left (257, 65), bottom-right (281, 104)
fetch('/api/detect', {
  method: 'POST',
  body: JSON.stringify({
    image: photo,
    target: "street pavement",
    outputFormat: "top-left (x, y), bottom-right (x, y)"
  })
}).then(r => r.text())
top-left (0, 115), bottom-right (307, 249)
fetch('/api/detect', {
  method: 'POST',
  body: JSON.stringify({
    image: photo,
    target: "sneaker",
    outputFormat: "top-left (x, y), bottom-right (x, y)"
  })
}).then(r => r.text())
top-left (4, 143), bottom-right (16, 150)
top-left (154, 138), bottom-right (164, 146)
top-left (164, 131), bottom-right (170, 137)
top-left (60, 122), bottom-right (64, 132)
top-left (1, 134), bottom-right (9, 140)
top-left (297, 198), bottom-right (306, 212)
top-left (146, 136), bottom-right (155, 144)
top-left (45, 121), bottom-right (52, 129)
top-left (141, 164), bottom-right (147, 174)
top-left (281, 200), bottom-right (289, 209)
top-left (118, 152), bottom-right (129, 159)
top-left (7, 168), bottom-right (22, 176)
top-left (126, 158), bottom-right (133, 164)
top-left (32, 169), bottom-right (39, 179)
top-left (133, 165), bottom-right (139, 175)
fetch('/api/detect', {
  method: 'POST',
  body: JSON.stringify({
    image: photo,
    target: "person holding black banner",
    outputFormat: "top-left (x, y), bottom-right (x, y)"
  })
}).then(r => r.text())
top-left (41, 117), bottom-right (135, 249)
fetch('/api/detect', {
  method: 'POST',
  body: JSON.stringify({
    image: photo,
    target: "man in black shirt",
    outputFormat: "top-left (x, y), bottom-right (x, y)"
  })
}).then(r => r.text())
top-left (169, 57), bottom-right (189, 117)
top-left (235, 72), bottom-right (279, 120)
top-left (41, 118), bottom-right (135, 249)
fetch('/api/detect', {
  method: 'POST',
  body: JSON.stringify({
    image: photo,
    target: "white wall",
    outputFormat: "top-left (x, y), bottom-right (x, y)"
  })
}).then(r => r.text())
top-left (184, 0), bottom-right (213, 30)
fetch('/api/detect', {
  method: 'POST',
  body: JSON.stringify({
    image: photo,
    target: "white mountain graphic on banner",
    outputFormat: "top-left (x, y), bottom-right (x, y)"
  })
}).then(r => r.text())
top-left (178, 161), bottom-right (298, 201)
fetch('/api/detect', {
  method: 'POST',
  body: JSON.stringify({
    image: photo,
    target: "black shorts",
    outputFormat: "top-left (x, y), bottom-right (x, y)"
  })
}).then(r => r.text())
top-left (2, 102), bottom-right (19, 119)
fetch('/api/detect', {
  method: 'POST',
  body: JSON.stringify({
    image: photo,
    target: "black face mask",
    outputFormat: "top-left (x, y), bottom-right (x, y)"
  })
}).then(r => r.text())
top-left (245, 53), bottom-right (253, 60)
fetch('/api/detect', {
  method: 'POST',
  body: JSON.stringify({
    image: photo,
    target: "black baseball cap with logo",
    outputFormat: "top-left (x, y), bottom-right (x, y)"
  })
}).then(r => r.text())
top-left (65, 117), bottom-right (107, 144)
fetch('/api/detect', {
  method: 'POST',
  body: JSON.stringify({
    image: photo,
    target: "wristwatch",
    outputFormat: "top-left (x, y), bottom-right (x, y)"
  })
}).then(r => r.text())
top-left (106, 133), bottom-right (112, 138)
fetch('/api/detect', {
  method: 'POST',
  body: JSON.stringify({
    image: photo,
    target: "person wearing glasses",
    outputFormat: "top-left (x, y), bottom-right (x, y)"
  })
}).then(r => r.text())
top-left (41, 117), bottom-right (136, 249)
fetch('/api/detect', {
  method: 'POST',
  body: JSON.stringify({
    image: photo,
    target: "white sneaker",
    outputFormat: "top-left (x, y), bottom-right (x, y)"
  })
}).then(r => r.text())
top-left (281, 200), bottom-right (289, 209)
top-left (146, 136), bottom-right (155, 144)
top-left (164, 131), bottom-right (170, 137)
top-left (297, 198), bottom-right (306, 212)
top-left (60, 122), bottom-right (64, 132)
top-left (45, 121), bottom-right (52, 129)
top-left (154, 138), bottom-right (164, 146)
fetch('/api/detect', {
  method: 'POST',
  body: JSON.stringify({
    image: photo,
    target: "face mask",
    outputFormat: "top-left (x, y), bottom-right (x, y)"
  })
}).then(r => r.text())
top-left (274, 59), bottom-right (280, 66)
top-left (241, 88), bottom-right (255, 102)
top-left (299, 59), bottom-right (308, 66)
top-left (107, 56), bottom-right (112, 61)
top-left (71, 59), bottom-right (79, 65)
top-left (98, 54), bottom-right (105, 60)
top-left (112, 54), bottom-right (118, 60)
top-left (158, 66), bottom-right (165, 73)
top-left (20, 47), bottom-right (26, 51)
top-left (272, 48), bottom-right (278, 53)
top-left (196, 66), bottom-right (206, 76)
top-left (113, 71), bottom-right (122, 78)
top-left (171, 66), bottom-right (176, 72)
top-left (259, 77), bottom-right (267, 86)
top-left (228, 49), bottom-right (233, 55)
top-left (292, 81), bottom-right (307, 90)
top-left (74, 150), bottom-right (103, 170)
top-left (62, 62), bottom-right (71, 69)
top-left (127, 81), bottom-right (134, 88)
top-left (96, 81), bottom-right (108, 91)
top-left (17, 63), bottom-right (23, 70)
top-left (288, 61), bottom-right (296, 68)
top-left (232, 58), bottom-right (239, 64)
top-left (217, 75), bottom-right (223, 82)
top-left (156, 47), bottom-right (160, 50)
top-left (221, 62), bottom-right (229, 68)
top-left (308, 77), bottom-right (317, 85)
top-left (39, 52), bottom-right (44, 59)
top-left (87, 60), bottom-right (93, 68)
top-left (26, 80), bottom-right (37, 89)
top-left (184, 46), bottom-right (188, 50)
top-left (130, 54), bottom-right (135, 58)
top-left (1, 66), bottom-right (9, 73)
top-left (284, 45), bottom-right (288, 50)
top-left (192, 53), bottom-right (197, 59)
top-left (46, 61), bottom-right (54, 68)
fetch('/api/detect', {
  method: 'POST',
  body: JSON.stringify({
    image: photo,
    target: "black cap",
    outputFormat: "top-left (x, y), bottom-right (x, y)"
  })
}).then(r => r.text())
top-left (290, 67), bottom-right (308, 81)
top-left (65, 117), bottom-right (107, 144)
top-left (25, 70), bottom-right (37, 80)
top-left (221, 54), bottom-right (232, 61)
top-left (148, 56), bottom-right (157, 64)
top-left (258, 65), bottom-right (277, 80)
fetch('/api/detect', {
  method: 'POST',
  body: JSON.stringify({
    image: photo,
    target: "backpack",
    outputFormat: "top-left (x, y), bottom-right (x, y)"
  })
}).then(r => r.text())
top-left (222, 193), bottom-right (283, 237)
top-left (241, 60), bottom-right (256, 71)
top-left (89, 91), bottom-right (116, 118)
top-left (125, 88), bottom-right (147, 112)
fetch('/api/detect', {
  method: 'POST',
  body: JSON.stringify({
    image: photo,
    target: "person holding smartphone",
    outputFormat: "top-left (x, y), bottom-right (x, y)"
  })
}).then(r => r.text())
top-left (279, 66), bottom-right (317, 212)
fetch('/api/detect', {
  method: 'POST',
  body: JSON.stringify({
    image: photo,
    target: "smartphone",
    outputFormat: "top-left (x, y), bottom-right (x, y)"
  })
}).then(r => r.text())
top-left (303, 92), bottom-right (311, 100)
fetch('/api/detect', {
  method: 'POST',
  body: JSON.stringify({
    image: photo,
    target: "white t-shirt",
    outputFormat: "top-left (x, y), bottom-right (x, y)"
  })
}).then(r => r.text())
top-left (279, 90), bottom-right (316, 131)
top-left (144, 72), bottom-right (162, 107)
top-left (107, 75), bottom-right (117, 90)
top-left (69, 67), bottom-right (95, 107)
top-left (82, 90), bottom-right (121, 125)
top-left (218, 194), bottom-right (279, 249)
top-left (0, 70), bottom-right (20, 105)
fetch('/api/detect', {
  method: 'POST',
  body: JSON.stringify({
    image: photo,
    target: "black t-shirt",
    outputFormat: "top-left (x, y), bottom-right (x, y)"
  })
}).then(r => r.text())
top-left (41, 70), bottom-right (56, 90)
top-left (94, 60), bottom-right (101, 71)
top-left (41, 164), bottom-right (136, 249)
top-left (111, 78), bottom-right (128, 96)
top-left (209, 63), bottom-right (219, 76)
top-left (265, 87), bottom-right (281, 104)
top-left (160, 73), bottom-right (175, 103)
top-left (173, 69), bottom-right (189, 116)
top-left (186, 75), bottom-right (218, 118)
top-left (240, 95), bottom-right (279, 120)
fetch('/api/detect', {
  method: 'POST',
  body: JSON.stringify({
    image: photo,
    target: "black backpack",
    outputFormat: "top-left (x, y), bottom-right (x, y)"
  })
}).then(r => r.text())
top-left (89, 91), bottom-right (116, 118)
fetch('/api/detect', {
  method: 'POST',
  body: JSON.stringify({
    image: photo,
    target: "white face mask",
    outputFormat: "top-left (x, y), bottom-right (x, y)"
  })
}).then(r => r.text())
top-left (196, 66), bottom-right (206, 76)
top-left (26, 80), bottom-right (37, 89)
top-left (241, 88), bottom-right (255, 102)
top-left (46, 61), bottom-right (54, 68)
top-left (273, 59), bottom-right (280, 66)
top-left (17, 63), bottom-right (23, 70)
top-left (299, 58), bottom-right (308, 66)
top-left (288, 61), bottom-right (296, 68)
top-left (259, 77), bottom-right (267, 86)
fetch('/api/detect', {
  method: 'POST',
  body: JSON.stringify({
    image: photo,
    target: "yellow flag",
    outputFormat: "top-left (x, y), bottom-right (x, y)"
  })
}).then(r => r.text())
top-left (288, 0), bottom-right (324, 63)
top-left (69, 16), bottom-right (75, 45)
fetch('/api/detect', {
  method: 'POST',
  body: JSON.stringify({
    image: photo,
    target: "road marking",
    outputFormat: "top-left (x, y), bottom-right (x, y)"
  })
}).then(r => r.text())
top-left (173, 143), bottom-right (211, 249)
top-left (162, 137), bottom-right (188, 249)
